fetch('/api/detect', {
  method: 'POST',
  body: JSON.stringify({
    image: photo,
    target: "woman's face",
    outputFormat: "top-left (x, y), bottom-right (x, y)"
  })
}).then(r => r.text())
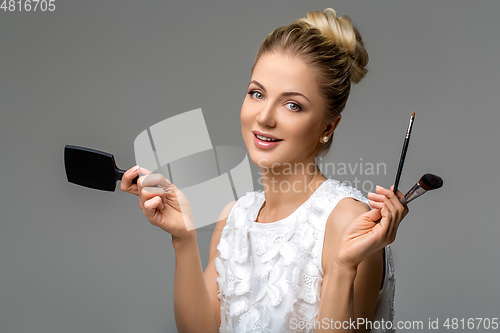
top-left (241, 52), bottom-right (332, 170)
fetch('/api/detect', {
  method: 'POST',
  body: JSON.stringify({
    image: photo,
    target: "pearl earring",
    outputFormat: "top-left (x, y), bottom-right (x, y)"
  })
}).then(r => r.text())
top-left (322, 136), bottom-right (329, 143)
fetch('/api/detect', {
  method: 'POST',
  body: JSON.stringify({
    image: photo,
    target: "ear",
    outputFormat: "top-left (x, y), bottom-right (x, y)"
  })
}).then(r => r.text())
top-left (322, 114), bottom-right (342, 137)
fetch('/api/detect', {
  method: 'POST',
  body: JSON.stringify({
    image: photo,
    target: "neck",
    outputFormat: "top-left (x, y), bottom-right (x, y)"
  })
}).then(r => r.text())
top-left (257, 160), bottom-right (327, 222)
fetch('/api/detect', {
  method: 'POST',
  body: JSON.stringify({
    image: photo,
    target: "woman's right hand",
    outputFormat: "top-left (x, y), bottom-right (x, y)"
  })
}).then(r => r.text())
top-left (137, 172), bottom-right (196, 241)
top-left (120, 165), bottom-right (150, 196)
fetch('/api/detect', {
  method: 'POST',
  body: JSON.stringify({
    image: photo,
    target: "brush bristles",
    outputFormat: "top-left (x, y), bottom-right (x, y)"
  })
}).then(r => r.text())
top-left (419, 173), bottom-right (443, 191)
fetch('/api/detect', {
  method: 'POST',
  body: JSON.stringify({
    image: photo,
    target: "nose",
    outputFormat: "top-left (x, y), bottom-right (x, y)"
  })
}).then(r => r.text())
top-left (256, 102), bottom-right (277, 128)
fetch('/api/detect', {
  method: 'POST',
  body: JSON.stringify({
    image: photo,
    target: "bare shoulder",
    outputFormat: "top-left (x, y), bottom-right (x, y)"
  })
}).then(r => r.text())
top-left (218, 200), bottom-right (238, 225)
top-left (329, 197), bottom-right (370, 231)
top-left (321, 197), bottom-right (371, 275)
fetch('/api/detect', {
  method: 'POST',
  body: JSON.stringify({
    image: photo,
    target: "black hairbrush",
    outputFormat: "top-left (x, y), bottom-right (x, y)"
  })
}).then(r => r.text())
top-left (64, 145), bottom-right (138, 191)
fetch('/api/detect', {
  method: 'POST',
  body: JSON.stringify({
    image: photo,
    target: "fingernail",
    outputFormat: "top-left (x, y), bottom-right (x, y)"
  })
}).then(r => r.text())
top-left (134, 165), bottom-right (140, 172)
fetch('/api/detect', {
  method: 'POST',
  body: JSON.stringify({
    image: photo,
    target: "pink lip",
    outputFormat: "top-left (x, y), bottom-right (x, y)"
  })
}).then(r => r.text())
top-left (252, 130), bottom-right (281, 141)
top-left (253, 133), bottom-right (283, 149)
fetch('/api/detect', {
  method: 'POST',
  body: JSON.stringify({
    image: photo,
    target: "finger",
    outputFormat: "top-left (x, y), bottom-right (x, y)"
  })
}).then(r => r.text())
top-left (142, 173), bottom-right (172, 191)
top-left (369, 190), bottom-right (394, 219)
top-left (139, 186), bottom-right (166, 212)
top-left (379, 202), bottom-right (393, 223)
top-left (137, 175), bottom-right (147, 191)
top-left (367, 192), bottom-right (387, 203)
top-left (378, 185), bottom-right (402, 220)
top-left (391, 185), bottom-right (404, 200)
top-left (143, 196), bottom-right (164, 224)
top-left (364, 208), bottom-right (390, 236)
top-left (377, 185), bottom-right (398, 202)
top-left (141, 186), bottom-right (167, 204)
top-left (383, 186), bottom-right (408, 243)
top-left (389, 185), bottom-right (403, 204)
top-left (364, 207), bottom-right (382, 222)
top-left (384, 186), bottom-right (405, 241)
top-left (124, 165), bottom-right (140, 182)
top-left (391, 186), bottom-right (410, 216)
top-left (375, 195), bottom-right (397, 240)
top-left (137, 175), bottom-right (147, 208)
top-left (389, 185), bottom-right (407, 219)
top-left (137, 166), bottom-right (152, 176)
top-left (376, 186), bottom-right (397, 215)
top-left (368, 199), bottom-right (384, 210)
top-left (367, 192), bottom-right (395, 220)
top-left (378, 205), bottom-right (396, 244)
top-left (120, 166), bottom-right (140, 193)
top-left (144, 195), bottom-right (163, 212)
top-left (138, 195), bottom-right (144, 210)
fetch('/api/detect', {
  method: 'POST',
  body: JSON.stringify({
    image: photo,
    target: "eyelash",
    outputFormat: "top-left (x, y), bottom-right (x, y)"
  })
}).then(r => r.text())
top-left (247, 90), bottom-right (303, 112)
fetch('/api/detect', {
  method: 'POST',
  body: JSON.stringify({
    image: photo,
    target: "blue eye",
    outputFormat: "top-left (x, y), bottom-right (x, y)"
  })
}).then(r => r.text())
top-left (285, 102), bottom-right (302, 112)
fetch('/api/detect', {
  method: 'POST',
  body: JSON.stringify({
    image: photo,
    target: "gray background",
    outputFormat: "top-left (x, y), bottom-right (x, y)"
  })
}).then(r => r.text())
top-left (1, 0), bottom-right (499, 332)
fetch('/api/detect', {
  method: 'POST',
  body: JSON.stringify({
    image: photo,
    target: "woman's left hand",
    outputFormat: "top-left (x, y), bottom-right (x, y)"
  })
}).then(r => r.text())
top-left (335, 185), bottom-right (409, 270)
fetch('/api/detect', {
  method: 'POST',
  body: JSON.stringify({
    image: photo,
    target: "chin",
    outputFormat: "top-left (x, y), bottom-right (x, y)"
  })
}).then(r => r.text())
top-left (248, 149), bottom-right (272, 168)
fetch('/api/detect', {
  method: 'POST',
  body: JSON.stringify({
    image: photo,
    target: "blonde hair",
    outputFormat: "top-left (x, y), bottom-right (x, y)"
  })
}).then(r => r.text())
top-left (251, 8), bottom-right (369, 157)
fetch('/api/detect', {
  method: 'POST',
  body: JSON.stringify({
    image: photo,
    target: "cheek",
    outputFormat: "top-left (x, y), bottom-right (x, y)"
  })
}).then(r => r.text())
top-left (240, 105), bottom-right (249, 129)
top-left (240, 104), bottom-right (253, 142)
top-left (240, 99), bottom-right (254, 129)
top-left (288, 120), bottom-right (319, 142)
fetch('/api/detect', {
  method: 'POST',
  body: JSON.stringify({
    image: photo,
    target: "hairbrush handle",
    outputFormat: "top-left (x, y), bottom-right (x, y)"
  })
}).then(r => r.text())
top-left (116, 168), bottom-right (139, 184)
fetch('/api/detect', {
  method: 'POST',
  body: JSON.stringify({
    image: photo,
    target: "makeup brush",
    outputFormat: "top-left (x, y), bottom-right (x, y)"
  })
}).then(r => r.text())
top-left (400, 173), bottom-right (443, 205)
top-left (393, 112), bottom-right (415, 194)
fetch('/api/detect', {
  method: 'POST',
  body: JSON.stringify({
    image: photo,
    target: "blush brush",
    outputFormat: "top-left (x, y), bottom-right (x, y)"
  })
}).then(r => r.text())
top-left (400, 173), bottom-right (443, 205)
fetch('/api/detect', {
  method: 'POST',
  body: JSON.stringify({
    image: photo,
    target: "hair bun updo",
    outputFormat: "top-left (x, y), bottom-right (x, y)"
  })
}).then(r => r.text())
top-left (295, 8), bottom-right (368, 84)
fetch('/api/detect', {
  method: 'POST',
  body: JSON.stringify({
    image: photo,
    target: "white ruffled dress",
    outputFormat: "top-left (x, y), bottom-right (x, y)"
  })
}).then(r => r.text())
top-left (215, 179), bottom-right (395, 333)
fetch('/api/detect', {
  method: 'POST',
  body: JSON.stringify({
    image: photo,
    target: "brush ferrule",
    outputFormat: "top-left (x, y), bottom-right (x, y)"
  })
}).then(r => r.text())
top-left (405, 116), bottom-right (415, 139)
top-left (401, 183), bottom-right (426, 205)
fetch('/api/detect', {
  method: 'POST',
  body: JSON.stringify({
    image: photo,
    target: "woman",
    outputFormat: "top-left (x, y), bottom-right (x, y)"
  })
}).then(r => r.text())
top-left (121, 8), bottom-right (408, 333)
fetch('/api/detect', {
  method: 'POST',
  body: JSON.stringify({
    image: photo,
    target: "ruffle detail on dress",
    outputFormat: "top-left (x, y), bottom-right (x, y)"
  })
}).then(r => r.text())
top-left (280, 301), bottom-right (319, 333)
top-left (215, 257), bottom-right (226, 300)
top-left (253, 260), bottom-right (288, 307)
top-left (239, 191), bottom-right (264, 215)
top-left (253, 228), bottom-right (298, 265)
top-left (217, 207), bottom-right (252, 264)
top-left (390, 281), bottom-right (396, 328)
top-left (217, 179), bottom-right (375, 333)
top-left (236, 305), bottom-right (271, 333)
top-left (223, 260), bottom-right (253, 298)
top-left (386, 245), bottom-right (395, 279)
top-left (230, 296), bottom-right (249, 317)
top-left (385, 245), bottom-right (396, 330)
top-left (288, 257), bottom-right (322, 305)
top-left (294, 222), bottom-right (322, 258)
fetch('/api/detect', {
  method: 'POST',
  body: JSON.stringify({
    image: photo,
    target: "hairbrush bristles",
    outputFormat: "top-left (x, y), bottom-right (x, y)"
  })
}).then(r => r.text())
top-left (419, 173), bottom-right (443, 191)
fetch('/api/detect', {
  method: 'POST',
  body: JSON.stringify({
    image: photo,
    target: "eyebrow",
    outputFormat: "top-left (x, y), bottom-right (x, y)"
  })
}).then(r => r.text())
top-left (249, 80), bottom-right (310, 103)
